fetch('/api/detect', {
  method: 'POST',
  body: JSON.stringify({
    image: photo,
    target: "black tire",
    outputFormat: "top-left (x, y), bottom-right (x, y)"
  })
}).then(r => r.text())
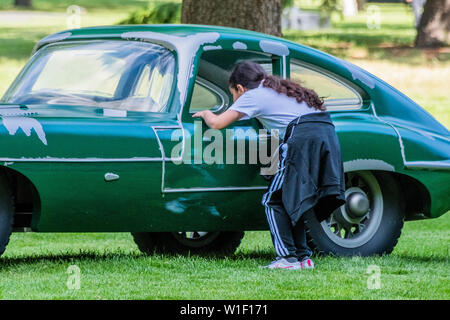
top-left (304, 171), bottom-right (405, 256)
top-left (132, 231), bottom-right (245, 257)
top-left (0, 172), bottom-right (14, 258)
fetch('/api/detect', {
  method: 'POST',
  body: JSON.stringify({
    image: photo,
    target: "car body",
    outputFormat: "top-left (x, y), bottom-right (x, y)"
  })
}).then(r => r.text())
top-left (0, 24), bottom-right (448, 256)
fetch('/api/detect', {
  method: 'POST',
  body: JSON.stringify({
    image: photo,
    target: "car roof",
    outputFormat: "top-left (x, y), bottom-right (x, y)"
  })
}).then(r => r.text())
top-left (65, 24), bottom-right (283, 41)
top-left (33, 24), bottom-right (311, 55)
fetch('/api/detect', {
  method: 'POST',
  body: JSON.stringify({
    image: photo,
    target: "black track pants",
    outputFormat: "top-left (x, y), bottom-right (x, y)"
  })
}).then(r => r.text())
top-left (261, 143), bottom-right (312, 260)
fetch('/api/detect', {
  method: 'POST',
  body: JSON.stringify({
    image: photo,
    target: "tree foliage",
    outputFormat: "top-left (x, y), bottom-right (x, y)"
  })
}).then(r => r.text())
top-left (319, 0), bottom-right (342, 17)
top-left (119, 1), bottom-right (181, 25)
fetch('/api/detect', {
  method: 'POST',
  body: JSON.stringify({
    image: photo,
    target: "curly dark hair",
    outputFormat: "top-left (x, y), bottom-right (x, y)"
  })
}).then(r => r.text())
top-left (228, 60), bottom-right (326, 111)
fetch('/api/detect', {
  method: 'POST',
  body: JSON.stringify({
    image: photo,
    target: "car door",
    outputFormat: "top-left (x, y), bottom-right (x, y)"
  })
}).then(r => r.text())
top-left (145, 48), bottom-right (286, 230)
top-left (162, 53), bottom-right (287, 193)
top-left (160, 77), bottom-right (267, 192)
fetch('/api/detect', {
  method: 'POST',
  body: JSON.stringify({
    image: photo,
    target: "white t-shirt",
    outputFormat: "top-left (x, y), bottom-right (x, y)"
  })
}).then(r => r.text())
top-left (228, 81), bottom-right (321, 138)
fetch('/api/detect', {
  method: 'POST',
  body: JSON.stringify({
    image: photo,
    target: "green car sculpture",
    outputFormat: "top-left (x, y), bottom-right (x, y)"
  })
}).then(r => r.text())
top-left (0, 25), bottom-right (448, 258)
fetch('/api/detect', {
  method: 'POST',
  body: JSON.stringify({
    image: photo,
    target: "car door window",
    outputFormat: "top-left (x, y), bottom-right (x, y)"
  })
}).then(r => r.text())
top-left (290, 60), bottom-right (362, 110)
top-left (189, 78), bottom-right (228, 113)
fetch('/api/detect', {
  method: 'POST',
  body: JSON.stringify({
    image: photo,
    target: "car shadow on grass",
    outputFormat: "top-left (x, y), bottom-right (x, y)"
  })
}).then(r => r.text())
top-left (0, 248), bottom-right (278, 268)
top-left (0, 250), bottom-right (142, 268)
top-left (1, 249), bottom-right (448, 269)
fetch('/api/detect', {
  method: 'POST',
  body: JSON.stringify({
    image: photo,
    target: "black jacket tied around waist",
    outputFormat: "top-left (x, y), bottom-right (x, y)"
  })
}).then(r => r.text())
top-left (281, 111), bottom-right (346, 225)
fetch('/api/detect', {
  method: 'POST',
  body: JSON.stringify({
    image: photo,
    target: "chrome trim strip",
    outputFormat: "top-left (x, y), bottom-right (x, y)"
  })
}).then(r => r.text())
top-left (162, 186), bottom-right (268, 193)
top-left (152, 126), bottom-right (168, 192)
top-left (370, 102), bottom-right (407, 164)
top-left (0, 157), bottom-right (164, 163)
top-left (405, 161), bottom-right (450, 170)
top-left (151, 125), bottom-right (181, 129)
top-left (151, 119), bottom-right (185, 192)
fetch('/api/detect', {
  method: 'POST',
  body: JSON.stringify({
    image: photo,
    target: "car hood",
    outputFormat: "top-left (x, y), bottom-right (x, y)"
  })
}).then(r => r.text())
top-left (0, 103), bottom-right (171, 160)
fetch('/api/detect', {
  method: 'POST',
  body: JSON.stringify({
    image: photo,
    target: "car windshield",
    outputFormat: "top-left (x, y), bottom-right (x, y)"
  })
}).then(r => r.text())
top-left (2, 40), bottom-right (176, 113)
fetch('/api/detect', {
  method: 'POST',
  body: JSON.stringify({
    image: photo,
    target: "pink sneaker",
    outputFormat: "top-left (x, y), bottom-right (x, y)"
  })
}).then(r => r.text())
top-left (300, 258), bottom-right (315, 270)
top-left (264, 257), bottom-right (301, 270)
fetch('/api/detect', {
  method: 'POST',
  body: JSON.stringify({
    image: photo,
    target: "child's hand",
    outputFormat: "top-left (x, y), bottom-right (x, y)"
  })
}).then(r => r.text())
top-left (192, 111), bottom-right (205, 118)
top-left (193, 110), bottom-right (213, 119)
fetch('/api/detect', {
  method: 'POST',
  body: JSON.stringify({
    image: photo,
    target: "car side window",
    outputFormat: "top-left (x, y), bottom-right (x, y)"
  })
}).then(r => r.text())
top-left (189, 78), bottom-right (229, 113)
top-left (129, 62), bottom-right (174, 112)
top-left (290, 60), bottom-right (362, 110)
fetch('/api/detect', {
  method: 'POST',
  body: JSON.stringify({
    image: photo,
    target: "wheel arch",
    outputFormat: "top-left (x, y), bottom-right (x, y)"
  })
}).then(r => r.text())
top-left (390, 171), bottom-right (431, 221)
top-left (343, 167), bottom-right (431, 221)
top-left (0, 165), bottom-right (42, 230)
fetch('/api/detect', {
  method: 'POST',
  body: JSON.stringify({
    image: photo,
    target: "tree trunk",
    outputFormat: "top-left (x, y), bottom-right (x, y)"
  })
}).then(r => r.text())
top-left (356, 0), bottom-right (366, 11)
top-left (14, 0), bottom-right (32, 7)
top-left (181, 0), bottom-right (282, 37)
top-left (415, 0), bottom-right (450, 47)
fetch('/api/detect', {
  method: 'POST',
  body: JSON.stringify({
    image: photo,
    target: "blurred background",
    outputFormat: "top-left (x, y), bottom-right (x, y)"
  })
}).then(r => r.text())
top-left (0, 0), bottom-right (448, 127)
top-left (0, 1), bottom-right (448, 300)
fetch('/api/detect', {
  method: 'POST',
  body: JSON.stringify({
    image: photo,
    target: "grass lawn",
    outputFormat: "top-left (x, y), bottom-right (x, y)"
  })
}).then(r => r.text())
top-left (0, 213), bottom-right (449, 299)
top-left (0, 2), bottom-right (449, 300)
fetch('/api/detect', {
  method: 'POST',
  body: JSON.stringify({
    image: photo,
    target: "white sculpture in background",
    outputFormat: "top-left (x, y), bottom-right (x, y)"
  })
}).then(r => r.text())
top-left (282, 6), bottom-right (331, 31)
top-left (342, 0), bottom-right (358, 17)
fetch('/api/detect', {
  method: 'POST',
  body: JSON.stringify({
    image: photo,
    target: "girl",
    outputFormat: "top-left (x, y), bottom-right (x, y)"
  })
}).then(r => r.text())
top-left (193, 61), bottom-right (346, 270)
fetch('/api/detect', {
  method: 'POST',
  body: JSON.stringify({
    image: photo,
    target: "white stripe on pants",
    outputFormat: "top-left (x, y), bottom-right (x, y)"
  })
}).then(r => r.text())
top-left (261, 142), bottom-right (289, 257)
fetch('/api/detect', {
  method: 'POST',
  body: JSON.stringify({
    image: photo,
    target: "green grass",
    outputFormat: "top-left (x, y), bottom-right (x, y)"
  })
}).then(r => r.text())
top-left (0, 213), bottom-right (448, 299)
top-left (0, 1), bottom-right (449, 299)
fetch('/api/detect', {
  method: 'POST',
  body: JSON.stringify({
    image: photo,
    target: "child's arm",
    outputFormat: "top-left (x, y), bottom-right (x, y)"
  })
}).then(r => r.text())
top-left (192, 109), bottom-right (245, 129)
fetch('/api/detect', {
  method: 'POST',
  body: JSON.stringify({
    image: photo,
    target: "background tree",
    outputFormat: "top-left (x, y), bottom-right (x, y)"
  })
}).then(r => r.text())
top-left (415, 0), bottom-right (450, 47)
top-left (181, 0), bottom-right (283, 36)
top-left (356, 0), bottom-right (366, 11)
top-left (14, 0), bottom-right (32, 7)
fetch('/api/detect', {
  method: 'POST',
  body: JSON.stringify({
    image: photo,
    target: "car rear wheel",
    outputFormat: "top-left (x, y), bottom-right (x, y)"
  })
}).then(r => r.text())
top-left (0, 173), bottom-right (14, 258)
top-left (304, 171), bottom-right (405, 256)
top-left (132, 231), bottom-right (245, 256)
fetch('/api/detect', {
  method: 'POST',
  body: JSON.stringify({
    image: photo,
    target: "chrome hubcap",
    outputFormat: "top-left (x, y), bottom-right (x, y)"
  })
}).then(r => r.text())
top-left (334, 187), bottom-right (370, 227)
top-left (321, 171), bottom-right (384, 248)
top-left (172, 231), bottom-right (220, 248)
top-left (346, 190), bottom-right (370, 219)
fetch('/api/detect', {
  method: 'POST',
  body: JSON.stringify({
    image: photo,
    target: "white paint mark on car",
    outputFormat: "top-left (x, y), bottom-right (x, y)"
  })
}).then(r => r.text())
top-left (203, 45), bottom-right (222, 51)
top-left (103, 109), bottom-right (127, 117)
top-left (1, 117), bottom-right (47, 145)
top-left (259, 40), bottom-right (290, 56)
top-left (259, 40), bottom-right (289, 78)
top-left (165, 199), bottom-right (187, 214)
top-left (344, 159), bottom-right (395, 172)
top-left (232, 41), bottom-right (247, 50)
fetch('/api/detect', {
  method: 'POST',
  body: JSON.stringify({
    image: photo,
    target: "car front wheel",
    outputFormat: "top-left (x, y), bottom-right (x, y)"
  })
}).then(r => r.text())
top-left (0, 172), bottom-right (14, 258)
top-left (304, 171), bottom-right (405, 256)
top-left (132, 231), bottom-right (245, 256)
